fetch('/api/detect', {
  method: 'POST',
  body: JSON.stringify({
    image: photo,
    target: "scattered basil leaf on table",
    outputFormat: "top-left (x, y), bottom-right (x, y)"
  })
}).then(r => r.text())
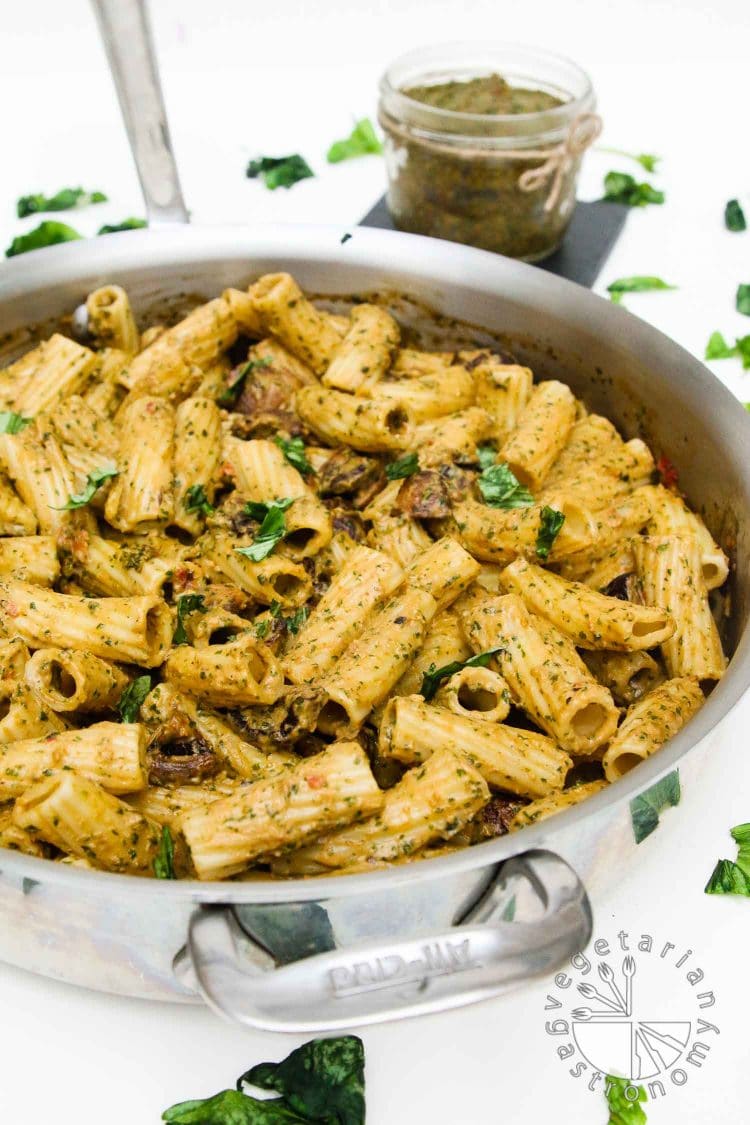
top-left (239, 1035), bottom-right (366, 1125)
top-left (153, 825), bottom-right (176, 880)
top-left (117, 675), bottom-right (152, 723)
top-left (6, 220), bottom-right (82, 257)
top-left (745, 403), bottom-right (750, 412)
top-left (725, 199), bottom-right (747, 232)
top-left (16, 187), bottom-right (107, 218)
top-left (172, 594), bottom-right (207, 645)
top-left (184, 483), bottom-right (215, 516)
top-left (705, 332), bottom-right (750, 368)
top-left (327, 117), bottom-right (383, 163)
top-left (163, 1089), bottom-right (307, 1123)
top-left (705, 822), bottom-right (750, 895)
top-left (385, 451), bottom-right (419, 480)
top-left (601, 171), bottom-right (664, 207)
top-left (736, 284), bottom-right (750, 316)
top-left (98, 217), bottom-right (148, 235)
top-left (478, 459), bottom-right (534, 509)
top-left (275, 435), bottom-right (313, 475)
top-left (605, 1074), bottom-right (648, 1124)
top-left (607, 277), bottom-right (676, 304)
top-left (246, 155), bottom-right (314, 190)
top-left (598, 148), bottom-right (660, 173)
top-left (0, 412), bottom-right (32, 434)
top-left (535, 506), bottom-right (565, 560)
top-left (54, 466), bottom-right (118, 510)
top-left (420, 648), bottom-right (503, 702)
top-left (629, 770), bottom-right (681, 844)
top-left (236, 498), bottom-right (295, 562)
top-left (218, 356), bottom-right (273, 407)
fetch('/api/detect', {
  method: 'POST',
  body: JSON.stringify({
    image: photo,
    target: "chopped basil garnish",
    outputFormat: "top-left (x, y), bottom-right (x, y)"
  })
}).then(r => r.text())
top-left (97, 217), bottom-right (147, 235)
top-left (705, 822), bottom-right (750, 896)
top-left (117, 675), bottom-right (151, 723)
top-left (246, 154), bottom-right (314, 190)
top-left (153, 825), bottom-right (176, 880)
top-left (327, 118), bottom-right (383, 163)
top-left (478, 456), bottom-right (534, 509)
top-left (172, 594), bottom-right (206, 645)
top-left (725, 199), bottom-right (747, 232)
top-left (536, 505), bottom-right (565, 560)
top-left (54, 466), bottom-right (118, 510)
top-left (17, 187), bottom-right (107, 219)
top-left (236, 498), bottom-right (295, 563)
top-left (275, 436), bottom-right (313, 475)
top-left (218, 356), bottom-right (272, 407)
top-left (184, 483), bottom-right (214, 516)
top-left (607, 276), bottom-right (676, 304)
top-left (385, 452), bottom-right (419, 480)
top-left (0, 412), bottom-right (32, 435)
top-left (6, 220), bottom-right (82, 258)
top-left (421, 648), bottom-right (503, 702)
top-left (286, 606), bottom-right (308, 635)
top-left (601, 171), bottom-right (664, 208)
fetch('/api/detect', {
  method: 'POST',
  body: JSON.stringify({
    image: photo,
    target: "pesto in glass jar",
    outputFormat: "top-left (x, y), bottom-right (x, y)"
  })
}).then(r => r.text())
top-left (378, 45), bottom-right (598, 262)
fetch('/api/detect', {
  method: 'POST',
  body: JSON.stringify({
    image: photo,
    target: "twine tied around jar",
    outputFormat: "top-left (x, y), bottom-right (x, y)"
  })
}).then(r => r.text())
top-left (516, 112), bottom-right (602, 212)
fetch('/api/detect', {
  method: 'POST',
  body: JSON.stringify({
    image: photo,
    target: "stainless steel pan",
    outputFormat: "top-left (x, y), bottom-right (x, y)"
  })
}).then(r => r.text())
top-left (0, 0), bottom-right (748, 1032)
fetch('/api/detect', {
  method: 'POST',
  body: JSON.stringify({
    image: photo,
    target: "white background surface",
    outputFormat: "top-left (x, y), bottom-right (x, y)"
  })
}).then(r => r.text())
top-left (1, 1), bottom-right (750, 1121)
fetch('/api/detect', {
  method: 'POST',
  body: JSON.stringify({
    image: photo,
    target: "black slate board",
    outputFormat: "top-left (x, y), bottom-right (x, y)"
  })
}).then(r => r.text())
top-left (359, 196), bottom-right (628, 289)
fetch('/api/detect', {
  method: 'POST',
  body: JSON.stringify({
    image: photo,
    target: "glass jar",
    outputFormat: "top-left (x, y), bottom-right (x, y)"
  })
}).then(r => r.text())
top-left (378, 44), bottom-right (598, 262)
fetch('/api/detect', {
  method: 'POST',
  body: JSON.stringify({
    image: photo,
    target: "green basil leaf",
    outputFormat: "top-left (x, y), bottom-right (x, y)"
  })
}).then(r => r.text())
top-left (535, 505), bottom-right (565, 560)
top-left (285, 606), bottom-right (308, 635)
top-left (630, 770), bottom-right (681, 844)
top-left (240, 1035), bottom-right (365, 1125)
top-left (163, 1089), bottom-right (306, 1123)
top-left (736, 284), bottom-right (750, 317)
top-left (218, 356), bottom-right (273, 406)
top-left (420, 647), bottom-right (503, 702)
top-left (246, 155), bottom-right (314, 190)
top-left (327, 118), bottom-right (383, 164)
top-left (385, 451), bottom-right (419, 480)
top-left (705, 330), bottom-right (738, 360)
top-left (236, 498), bottom-right (295, 563)
top-left (601, 170), bottom-right (665, 207)
top-left (16, 188), bottom-right (107, 219)
top-left (172, 594), bottom-right (207, 646)
top-left (117, 675), bottom-right (152, 723)
top-left (6, 220), bottom-right (83, 258)
top-left (0, 412), bottom-right (32, 434)
top-left (54, 465), bottom-right (118, 510)
top-left (604, 1074), bottom-right (648, 1124)
top-left (274, 436), bottom-right (313, 475)
top-left (705, 858), bottom-right (750, 896)
top-left (184, 483), bottom-right (215, 516)
top-left (97, 218), bottom-right (148, 235)
top-left (598, 148), bottom-right (660, 173)
top-left (476, 444), bottom-right (498, 470)
top-left (607, 276), bottom-right (676, 303)
top-left (478, 460), bottom-right (534, 509)
top-left (725, 199), bottom-right (747, 232)
top-left (153, 825), bottom-right (176, 880)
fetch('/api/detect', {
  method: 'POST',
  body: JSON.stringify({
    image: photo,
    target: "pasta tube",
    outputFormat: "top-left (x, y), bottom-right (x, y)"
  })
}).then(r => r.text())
top-left (248, 272), bottom-right (342, 374)
top-left (295, 385), bottom-right (415, 452)
top-left (0, 536), bottom-right (59, 586)
top-left (276, 748), bottom-right (489, 871)
top-left (388, 609), bottom-right (471, 702)
top-left (500, 380), bottom-right (577, 489)
top-left (204, 531), bottom-right (312, 607)
top-left (0, 420), bottom-right (94, 536)
top-left (322, 303), bottom-right (400, 393)
top-left (86, 285), bottom-right (140, 354)
top-left (508, 780), bottom-right (608, 832)
top-left (182, 740), bottom-right (384, 879)
top-left (373, 366), bottom-right (475, 422)
top-left (405, 536), bottom-right (481, 611)
top-left (582, 650), bottom-right (665, 706)
top-left (0, 722), bottom-right (148, 799)
top-left (0, 683), bottom-right (68, 744)
top-left (379, 695), bottom-right (571, 798)
top-left (634, 536), bottom-right (726, 682)
top-left (9, 335), bottom-right (97, 414)
top-left (0, 476), bottom-right (37, 536)
top-left (24, 648), bottom-right (130, 713)
top-left (105, 396), bottom-right (174, 530)
top-left (461, 594), bottom-right (619, 754)
top-left (0, 580), bottom-right (172, 666)
top-left (647, 486), bottom-right (729, 591)
top-left (172, 396), bottom-right (222, 534)
top-left (453, 498), bottom-right (595, 564)
top-left (13, 771), bottom-right (166, 876)
top-left (602, 677), bottom-right (704, 781)
top-left (433, 665), bottom-right (511, 724)
top-left (163, 633), bottom-right (284, 707)
top-left (499, 557), bottom-right (675, 651)
top-left (283, 545), bottom-right (403, 684)
top-left (469, 357), bottom-right (533, 441)
top-left (0, 804), bottom-right (46, 857)
top-left (415, 407), bottom-right (494, 465)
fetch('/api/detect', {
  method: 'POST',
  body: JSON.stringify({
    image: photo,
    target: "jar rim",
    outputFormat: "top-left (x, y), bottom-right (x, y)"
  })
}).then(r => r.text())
top-left (379, 41), bottom-right (595, 142)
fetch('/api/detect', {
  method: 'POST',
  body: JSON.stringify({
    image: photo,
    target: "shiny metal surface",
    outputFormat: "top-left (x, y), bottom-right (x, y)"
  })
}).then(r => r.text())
top-left (89, 0), bottom-right (189, 225)
top-left (0, 225), bottom-right (748, 1024)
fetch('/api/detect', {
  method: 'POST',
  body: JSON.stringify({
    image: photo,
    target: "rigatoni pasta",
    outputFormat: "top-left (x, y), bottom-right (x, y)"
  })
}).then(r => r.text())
top-left (0, 271), bottom-right (728, 879)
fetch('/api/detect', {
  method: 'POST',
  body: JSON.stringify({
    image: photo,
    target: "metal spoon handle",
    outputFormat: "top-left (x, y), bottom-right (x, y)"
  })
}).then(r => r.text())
top-left (90, 0), bottom-right (189, 225)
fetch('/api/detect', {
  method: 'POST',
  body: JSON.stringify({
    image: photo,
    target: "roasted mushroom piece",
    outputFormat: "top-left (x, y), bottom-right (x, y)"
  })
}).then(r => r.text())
top-left (396, 470), bottom-right (451, 519)
top-left (317, 448), bottom-right (385, 509)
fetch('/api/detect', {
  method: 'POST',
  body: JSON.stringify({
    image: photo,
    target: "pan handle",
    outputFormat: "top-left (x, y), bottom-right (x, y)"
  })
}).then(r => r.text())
top-left (183, 850), bottom-right (591, 1032)
top-left (90, 0), bottom-right (190, 225)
